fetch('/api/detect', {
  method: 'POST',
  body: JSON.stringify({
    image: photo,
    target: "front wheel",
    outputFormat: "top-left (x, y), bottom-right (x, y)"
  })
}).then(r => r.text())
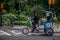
top-left (45, 28), bottom-right (54, 36)
top-left (22, 28), bottom-right (29, 35)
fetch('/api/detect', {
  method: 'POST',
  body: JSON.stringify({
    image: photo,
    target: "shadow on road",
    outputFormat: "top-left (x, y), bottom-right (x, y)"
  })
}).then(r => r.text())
top-left (27, 33), bottom-right (49, 36)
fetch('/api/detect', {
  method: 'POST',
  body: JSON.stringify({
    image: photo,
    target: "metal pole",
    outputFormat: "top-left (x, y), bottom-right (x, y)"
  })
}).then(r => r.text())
top-left (49, 4), bottom-right (50, 10)
top-left (0, 2), bottom-right (2, 27)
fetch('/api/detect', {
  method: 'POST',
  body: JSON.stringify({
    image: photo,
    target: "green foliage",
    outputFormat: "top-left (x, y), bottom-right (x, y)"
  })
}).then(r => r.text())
top-left (2, 0), bottom-right (44, 25)
top-left (3, 0), bottom-right (60, 25)
top-left (2, 13), bottom-right (17, 25)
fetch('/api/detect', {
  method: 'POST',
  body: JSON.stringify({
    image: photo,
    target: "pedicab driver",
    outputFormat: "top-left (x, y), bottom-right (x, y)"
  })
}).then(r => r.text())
top-left (31, 12), bottom-right (39, 32)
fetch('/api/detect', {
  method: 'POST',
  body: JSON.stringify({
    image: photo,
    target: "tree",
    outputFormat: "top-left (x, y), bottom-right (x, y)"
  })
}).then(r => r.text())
top-left (41, 0), bottom-right (49, 10)
top-left (14, 2), bottom-right (19, 10)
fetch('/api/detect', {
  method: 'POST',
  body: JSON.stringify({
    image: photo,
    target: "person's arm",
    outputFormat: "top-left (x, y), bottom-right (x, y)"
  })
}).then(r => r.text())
top-left (31, 17), bottom-right (34, 20)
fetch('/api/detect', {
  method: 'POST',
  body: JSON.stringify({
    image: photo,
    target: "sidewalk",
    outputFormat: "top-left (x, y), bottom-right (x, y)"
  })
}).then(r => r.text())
top-left (1, 25), bottom-right (60, 33)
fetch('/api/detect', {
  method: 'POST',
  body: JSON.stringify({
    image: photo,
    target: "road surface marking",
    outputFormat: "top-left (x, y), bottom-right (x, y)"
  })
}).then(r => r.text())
top-left (10, 31), bottom-right (22, 35)
top-left (0, 30), bottom-right (11, 36)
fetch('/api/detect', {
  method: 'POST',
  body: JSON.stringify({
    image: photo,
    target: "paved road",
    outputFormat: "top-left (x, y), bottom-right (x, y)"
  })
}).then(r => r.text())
top-left (0, 29), bottom-right (60, 40)
top-left (4, 25), bottom-right (60, 33)
top-left (0, 34), bottom-right (60, 40)
top-left (0, 27), bottom-right (60, 36)
top-left (0, 25), bottom-right (60, 40)
top-left (0, 25), bottom-right (60, 36)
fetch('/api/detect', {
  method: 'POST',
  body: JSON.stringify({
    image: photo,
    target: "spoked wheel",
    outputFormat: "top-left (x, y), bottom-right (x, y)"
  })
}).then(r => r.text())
top-left (45, 28), bottom-right (54, 36)
top-left (22, 28), bottom-right (29, 35)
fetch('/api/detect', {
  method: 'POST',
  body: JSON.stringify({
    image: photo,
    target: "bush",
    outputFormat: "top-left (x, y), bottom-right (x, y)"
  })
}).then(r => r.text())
top-left (14, 21), bottom-right (32, 26)
top-left (2, 13), bottom-right (17, 25)
top-left (2, 12), bottom-right (32, 26)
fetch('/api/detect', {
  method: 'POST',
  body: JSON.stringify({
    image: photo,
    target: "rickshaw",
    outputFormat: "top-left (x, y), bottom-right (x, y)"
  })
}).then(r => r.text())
top-left (22, 11), bottom-right (54, 36)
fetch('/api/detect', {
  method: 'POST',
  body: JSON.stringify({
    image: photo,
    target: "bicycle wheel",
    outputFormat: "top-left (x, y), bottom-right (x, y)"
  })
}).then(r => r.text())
top-left (45, 28), bottom-right (54, 36)
top-left (22, 28), bottom-right (29, 35)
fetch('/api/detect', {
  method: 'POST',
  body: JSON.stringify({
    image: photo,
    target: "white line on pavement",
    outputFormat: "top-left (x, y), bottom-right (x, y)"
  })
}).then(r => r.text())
top-left (10, 31), bottom-right (22, 35)
top-left (0, 30), bottom-right (11, 36)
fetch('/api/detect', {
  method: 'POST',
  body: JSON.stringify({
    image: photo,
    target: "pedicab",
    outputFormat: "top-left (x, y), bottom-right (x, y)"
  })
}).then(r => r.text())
top-left (22, 11), bottom-right (54, 36)
top-left (44, 11), bottom-right (54, 36)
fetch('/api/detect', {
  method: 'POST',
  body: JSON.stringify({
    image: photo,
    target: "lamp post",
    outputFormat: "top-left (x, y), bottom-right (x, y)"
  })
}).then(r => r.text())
top-left (0, 1), bottom-right (2, 27)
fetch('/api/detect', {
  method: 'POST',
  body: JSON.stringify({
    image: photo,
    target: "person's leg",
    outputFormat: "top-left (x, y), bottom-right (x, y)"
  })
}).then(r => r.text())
top-left (55, 21), bottom-right (58, 28)
top-left (36, 23), bottom-right (39, 31)
top-left (10, 21), bottom-right (12, 27)
top-left (12, 22), bottom-right (14, 27)
top-left (10, 21), bottom-right (14, 27)
top-left (31, 22), bottom-right (36, 32)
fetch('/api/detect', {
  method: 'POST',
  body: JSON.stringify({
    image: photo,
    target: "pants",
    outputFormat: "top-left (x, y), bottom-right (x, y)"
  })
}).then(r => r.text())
top-left (10, 21), bottom-right (14, 27)
top-left (31, 22), bottom-right (38, 32)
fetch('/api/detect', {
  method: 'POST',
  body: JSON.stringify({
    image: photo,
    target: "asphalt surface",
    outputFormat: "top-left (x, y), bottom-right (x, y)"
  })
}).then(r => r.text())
top-left (0, 25), bottom-right (60, 40)
top-left (0, 35), bottom-right (60, 40)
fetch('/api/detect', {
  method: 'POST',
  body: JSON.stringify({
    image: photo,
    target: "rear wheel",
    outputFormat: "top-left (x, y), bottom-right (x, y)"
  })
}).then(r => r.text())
top-left (45, 28), bottom-right (54, 36)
